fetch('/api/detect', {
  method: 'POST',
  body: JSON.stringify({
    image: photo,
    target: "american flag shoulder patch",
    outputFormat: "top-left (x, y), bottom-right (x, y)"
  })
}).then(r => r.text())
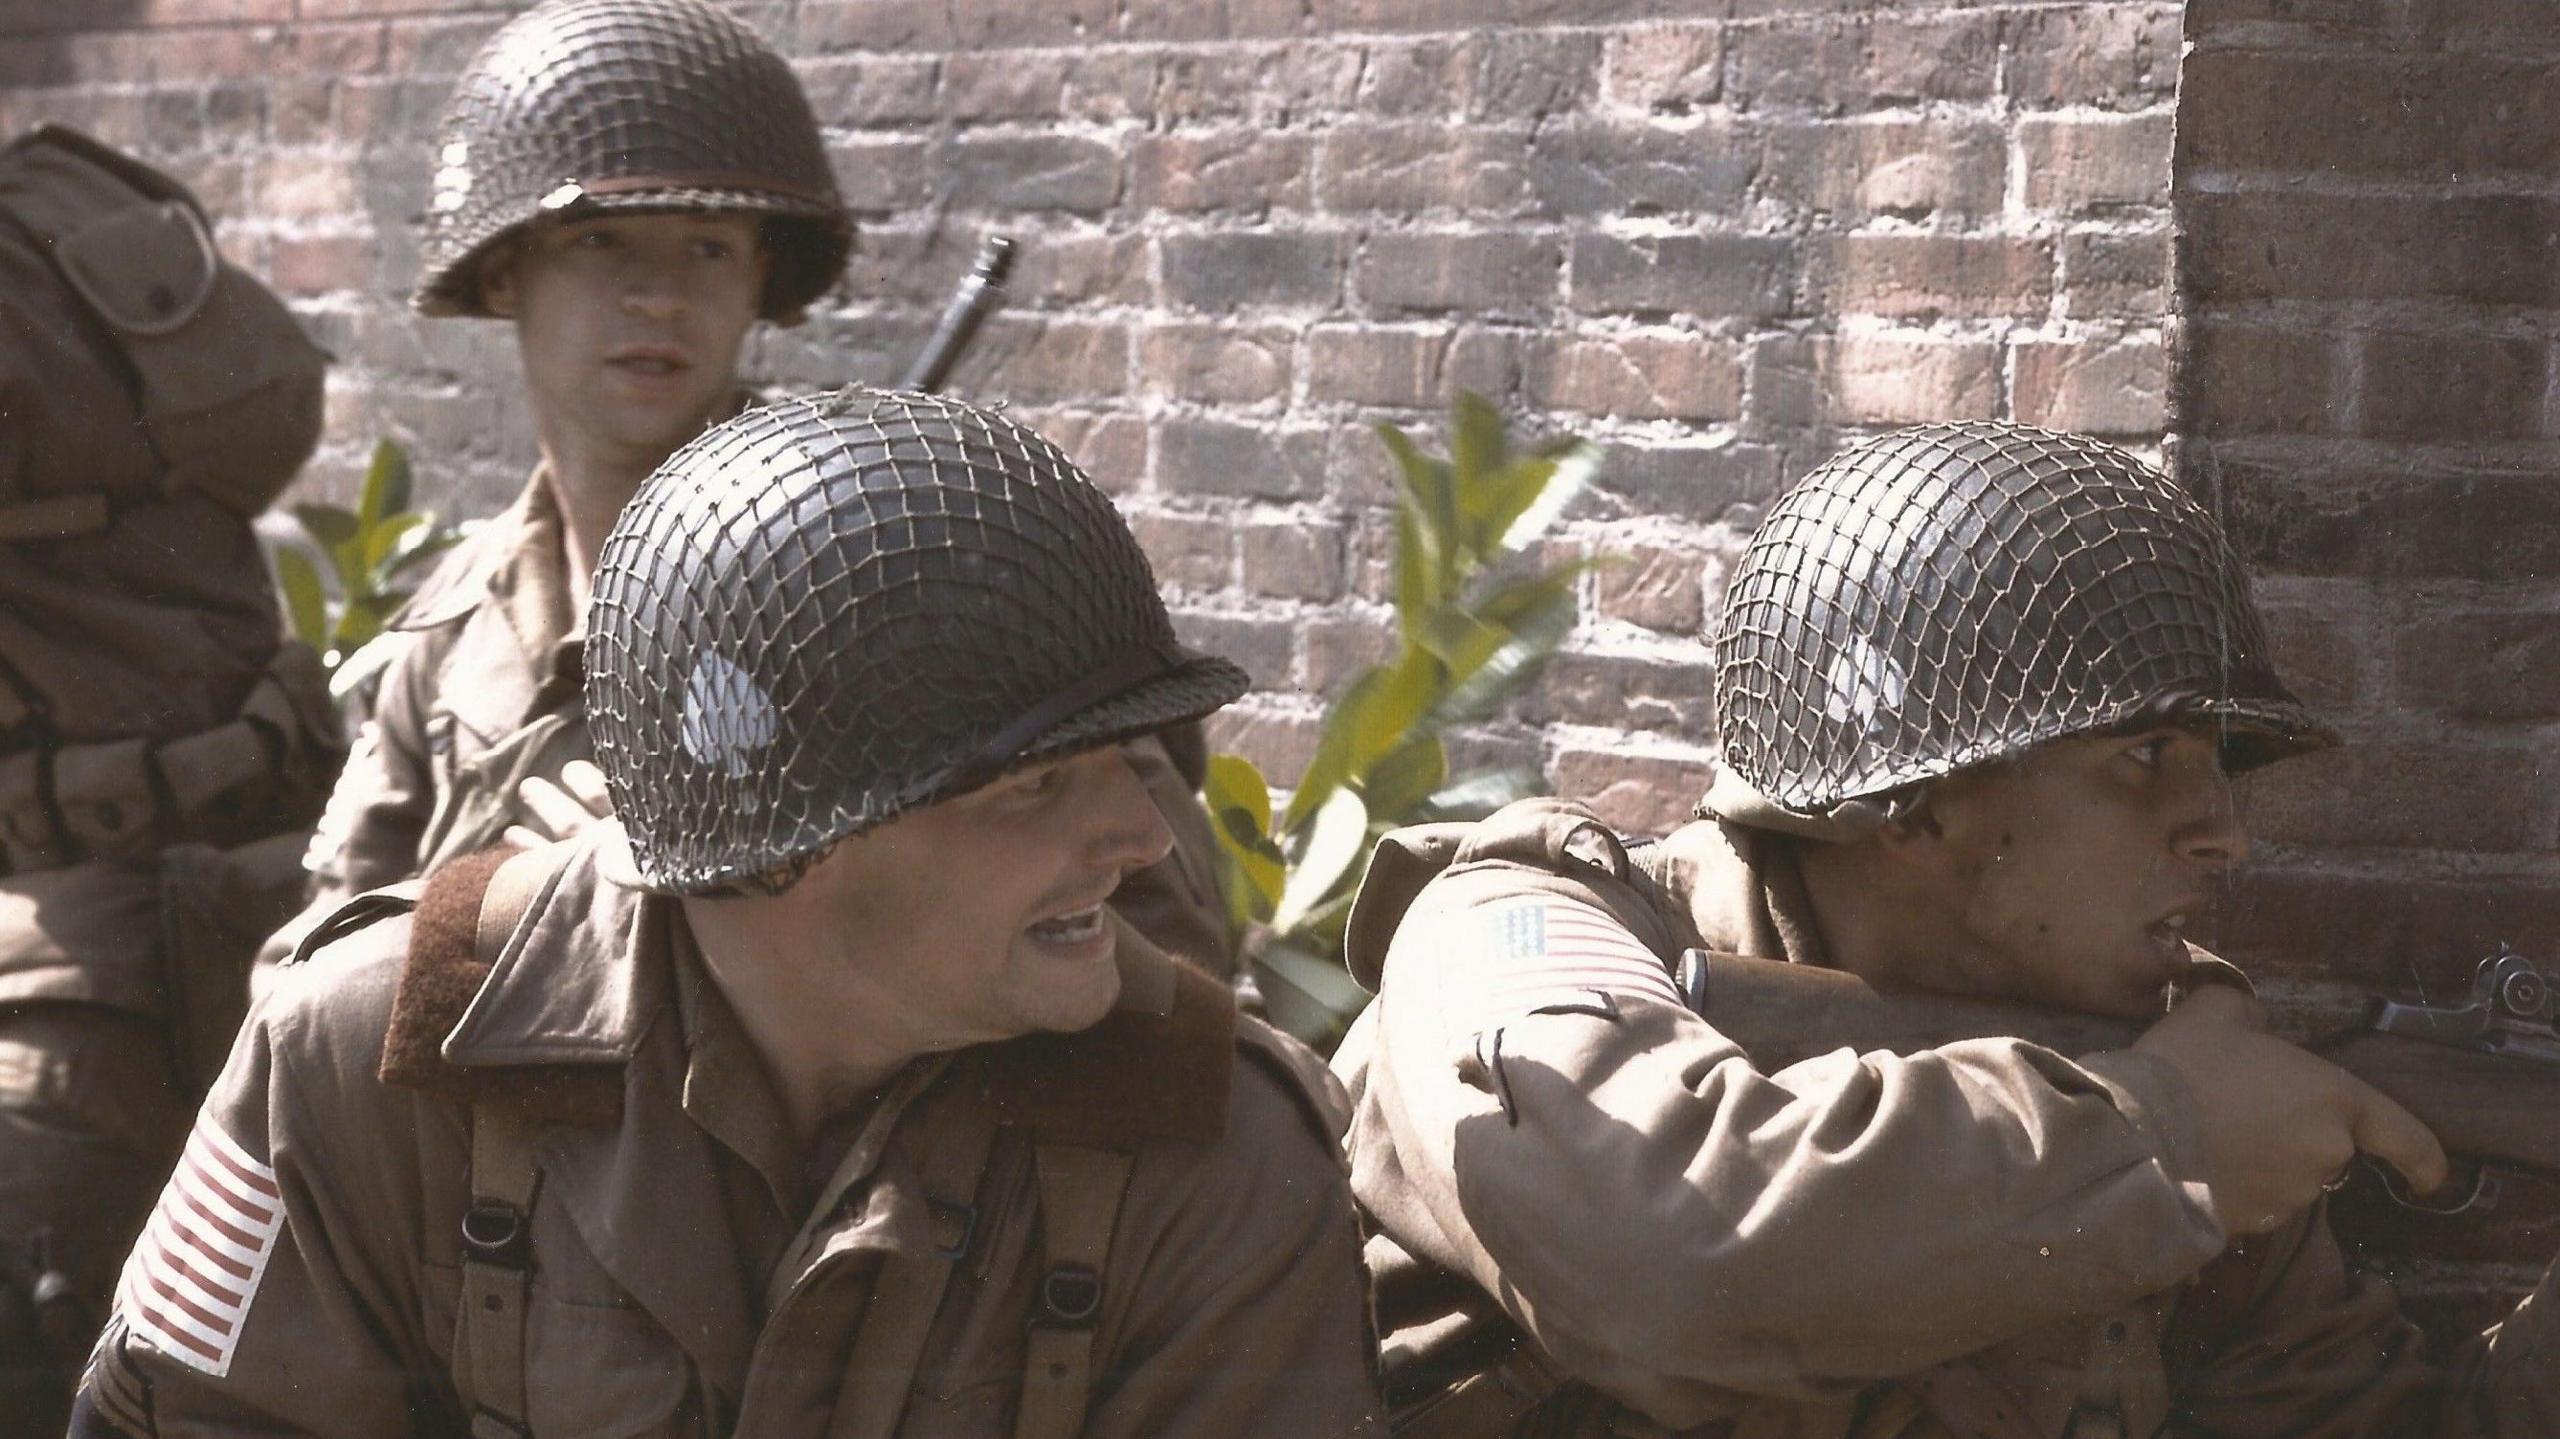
top-left (1456, 895), bottom-right (1681, 1030)
top-left (117, 1113), bottom-right (287, 1378)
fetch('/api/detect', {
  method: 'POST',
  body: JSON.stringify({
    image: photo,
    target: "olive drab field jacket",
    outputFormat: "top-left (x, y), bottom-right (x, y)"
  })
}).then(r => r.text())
top-left (85, 827), bottom-right (1385, 1438)
top-left (263, 469), bottom-right (1235, 980)
top-left (1333, 797), bottom-right (2558, 1439)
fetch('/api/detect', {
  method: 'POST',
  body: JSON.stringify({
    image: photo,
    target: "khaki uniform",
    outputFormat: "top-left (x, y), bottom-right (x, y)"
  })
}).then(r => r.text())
top-left (269, 470), bottom-right (1233, 974)
top-left (85, 829), bottom-right (1384, 1438)
top-left (1334, 798), bottom-right (2557, 1438)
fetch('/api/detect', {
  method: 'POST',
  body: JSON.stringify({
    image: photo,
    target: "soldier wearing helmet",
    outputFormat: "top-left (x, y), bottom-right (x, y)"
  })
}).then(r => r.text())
top-left (1331, 422), bottom-right (2558, 1437)
top-left (267, 0), bottom-right (1237, 985)
top-left (78, 389), bottom-right (1386, 1438)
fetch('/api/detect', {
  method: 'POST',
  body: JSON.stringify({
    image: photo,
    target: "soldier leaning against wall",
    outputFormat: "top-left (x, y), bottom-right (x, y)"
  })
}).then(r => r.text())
top-left (261, 0), bottom-right (1233, 987)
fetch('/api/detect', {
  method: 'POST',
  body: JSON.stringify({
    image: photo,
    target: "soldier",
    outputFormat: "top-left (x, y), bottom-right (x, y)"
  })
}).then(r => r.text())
top-left (78, 387), bottom-right (1386, 1438)
top-left (272, 0), bottom-right (1230, 979)
top-left (1335, 423), bottom-right (2558, 1437)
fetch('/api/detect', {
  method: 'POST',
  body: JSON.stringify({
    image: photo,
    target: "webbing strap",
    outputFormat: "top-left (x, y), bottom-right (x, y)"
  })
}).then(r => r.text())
top-left (827, 1100), bottom-right (1004, 1439)
top-left (1012, 1142), bottom-right (1135, 1439)
top-left (459, 1105), bottom-right (541, 1439)
top-left (453, 843), bottom-right (565, 1439)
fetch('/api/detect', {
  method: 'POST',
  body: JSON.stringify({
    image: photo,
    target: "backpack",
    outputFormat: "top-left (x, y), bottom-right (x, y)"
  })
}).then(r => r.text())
top-left (0, 123), bottom-right (336, 874)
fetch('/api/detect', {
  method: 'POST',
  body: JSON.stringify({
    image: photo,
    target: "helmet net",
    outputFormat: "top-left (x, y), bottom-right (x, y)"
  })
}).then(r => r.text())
top-left (586, 387), bottom-right (1248, 895)
top-left (1712, 422), bottom-right (2330, 817)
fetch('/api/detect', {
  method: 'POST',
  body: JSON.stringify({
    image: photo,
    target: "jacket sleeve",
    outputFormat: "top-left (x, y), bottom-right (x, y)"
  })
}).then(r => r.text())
top-left (1353, 862), bottom-right (2230, 1428)
top-left (2174, 1206), bottom-right (2559, 1438)
top-left (1082, 1050), bottom-right (1385, 1439)
top-left (80, 920), bottom-right (461, 1437)
top-left (254, 633), bottom-right (439, 971)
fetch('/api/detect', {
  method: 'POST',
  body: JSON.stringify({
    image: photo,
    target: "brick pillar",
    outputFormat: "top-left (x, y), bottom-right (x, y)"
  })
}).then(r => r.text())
top-left (2172, 0), bottom-right (2560, 1337)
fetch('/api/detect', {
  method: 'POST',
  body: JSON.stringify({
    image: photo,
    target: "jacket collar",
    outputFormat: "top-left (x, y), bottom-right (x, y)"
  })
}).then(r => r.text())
top-left (443, 829), bottom-right (662, 1067)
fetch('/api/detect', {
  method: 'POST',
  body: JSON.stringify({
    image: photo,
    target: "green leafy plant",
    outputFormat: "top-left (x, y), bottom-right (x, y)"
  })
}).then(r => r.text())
top-left (268, 438), bottom-right (467, 701)
top-left (1210, 393), bottom-right (1602, 1049)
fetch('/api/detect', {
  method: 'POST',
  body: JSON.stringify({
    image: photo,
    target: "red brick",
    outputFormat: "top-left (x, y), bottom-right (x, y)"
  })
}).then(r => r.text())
top-left (1818, 332), bottom-right (2002, 424)
top-left (2207, 863), bottom-right (2560, 994)
top-left (1357, 232), bottom-right (1560, 316)
top-left (1549, 745), bottom-right (1719, 839)
top-left (1118, 0), bottom-right (1307, 42)
top-left (1569, 233), bottom-right (1795, 320)
top-left (2005, 4), bottom-right (2182, 109)
top-left (1139, 323), bottom-right (1296, 405)
top-left (2251, 587), bottom-right (2368, 715)
top-left (1304, 326), bottom-right (1518, 409)
top-left (1317, 125), bottom-right (1534, 215)
top-left (2011, 337), bottom-right (2165, 438)
top-left (1204, 704), bottom-right (1322, 787)
top-left (2211, 461), bottom-right (2560, 582)
top-left (1012, 410), bottom-right (1149, 494)
top-left (800, 0), bottom-right (956, 50)
top-left (798, 55), bottom-right (941, 126)
top-left (1465, 31), bottom-right (1606, 121)
top-left (2179, 49), bottom-right (2560, 179)
top-left (1128, 511), bottom-right (1235, 593)
top-left (1133, 132), bottom-right (1314, 214)
top-left (1605, 21), bottom-right (1723, 113)
top-left (1240, 522), bottom-right (1348, 601)
top-left (1592, 544), bottom-right (1711, 635)
top-left (935, 52), bottom-right (1072, 123)
top-left (2395, 610), bottom-right (2560, 723)
top-left (269, 78), bottom-right (338, 146)
top-left (377, 15), bottom-right (506, 77)
top-left (827, 135), bottom-right (930, 212)
top-left (1011, 233), bottom-right (1152, 309)
top-left (2019, 112), bottom-right (2173, 213)
top-left (946, 0), bottom-right (1113, 48)
top-left (941, 135), bottom-right (1121, 214)
top-left (1153, 46), bottom-right (1364, 124)
top-left (1760, 118), bottom-right (2006, 221)
top-left (971, 317), bottom-right (1129, 403)
top-left (1161, 231), bottom-right (1347, 312)
top-left (1527, 334), bottom-right (1743, 422)
top-left (2060, 231), bottom-right (2169, 320)
top-left (1808, 235), bottom-right (2053, 322)
top-left (1521, 649), bottom-right (1718, 736)
top-left (1526, 120), bottom-right (1757, 217)
top-left (2174, 323), bottom-right (2343, 437)
top-left (2183, 193), bottom-right (2560, 309)
top-left (1156, 419), bottom-right (1331, 501)
top-left (1171, 612), bottom-right (1297, 692)
top-left (255, 152), bottom-right (361, 219)
top-left (267, 232), bottom-right (377, 297)
top-left (1727, 12), bottom-right (2003, 114)
top-left (1302, 614), bottom-right (1397, 693)
top-left (2355, 333), bottom-right (2543, 443)
top-left (2243, 745), bottom-right (2552, 852)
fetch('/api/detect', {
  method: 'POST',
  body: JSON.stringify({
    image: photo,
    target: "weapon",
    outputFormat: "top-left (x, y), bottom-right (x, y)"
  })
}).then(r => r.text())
top-left (1678, 948), bottom-right (2560, 1195)
top-left (900, 235), bottom-right (1016, 394)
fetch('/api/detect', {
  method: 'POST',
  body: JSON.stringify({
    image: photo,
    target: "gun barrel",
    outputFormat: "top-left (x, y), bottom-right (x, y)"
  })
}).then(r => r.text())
top-left (901, 235), bottom-right (1016, 394)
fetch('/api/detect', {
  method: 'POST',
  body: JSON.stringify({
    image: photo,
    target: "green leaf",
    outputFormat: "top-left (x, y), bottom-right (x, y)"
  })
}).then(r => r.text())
top-left (293, 502), bottom-right (359, 551)
top-left (1273, 786), bottom-right (1368, 934)
top-left (1391, 509), bottom-right (1431, 645)
top-left (1418, 765), bottom-right (1547, 822)
top-left (272, 546), bottom-right (329, 651)
top-left (385, 522), bottom-right (466, 581)
top-left (361, 511), bottom-right (430, 580)
top-left (1355, 733), bottom-right (1447, 826)
top-left (1203, 753), bottom-right (1273, 836)
top-left (1492, 439), bottom-right (1601, 557)
top-left (331, 591), bottom-right (394, 655)
top-left (358, 439), bottom-right (413, 531)
top-left (1448, 391), bottom-right (1509, 557)
top-left (1437, 573), bottom-right (1581, 722)
top-left (1377, 421), bottom-right (1458, 599)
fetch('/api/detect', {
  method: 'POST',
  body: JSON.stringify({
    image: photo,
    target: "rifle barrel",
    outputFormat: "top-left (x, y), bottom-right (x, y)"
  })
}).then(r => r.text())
top-left (901, 235), bottom-right (1016, 394)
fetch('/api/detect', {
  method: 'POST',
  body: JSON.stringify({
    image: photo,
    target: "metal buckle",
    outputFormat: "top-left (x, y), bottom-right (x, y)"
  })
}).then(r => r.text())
top-left (929, 1197), bottom-right (978, 1261)
top-left (1036, 1263), bottom-right (1102, 1328)
top-left (460, 1201), bottom-right (532, 1271)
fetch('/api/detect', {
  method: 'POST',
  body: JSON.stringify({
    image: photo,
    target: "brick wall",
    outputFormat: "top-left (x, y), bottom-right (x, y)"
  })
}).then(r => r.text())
top-left (0, 0), bottom-right (2181, 841)
top-left (2174, 0), bottom-right (2560, 1335)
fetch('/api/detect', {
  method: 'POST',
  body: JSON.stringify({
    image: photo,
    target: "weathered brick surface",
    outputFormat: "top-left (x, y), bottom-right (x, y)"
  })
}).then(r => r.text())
top-left (2176, 0), bottom-right (2560, 1334)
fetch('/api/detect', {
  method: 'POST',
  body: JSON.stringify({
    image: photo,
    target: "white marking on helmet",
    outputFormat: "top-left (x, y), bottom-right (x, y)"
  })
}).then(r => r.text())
top-left (1823, 635), bottom-right (1907, 733)
top-left (429, 140), bottom-right (471, 215)
top-left (681, 652), bottom-right (778, 778)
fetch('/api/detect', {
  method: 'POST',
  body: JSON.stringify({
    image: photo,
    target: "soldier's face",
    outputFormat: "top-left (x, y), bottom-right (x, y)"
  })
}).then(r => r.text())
top-left (482, 212), bottom-right (766, 476)
top-left (720, 744), bottom-right (1175, 1057)
top-left (1919, 725), bottom-right (2249, 1017)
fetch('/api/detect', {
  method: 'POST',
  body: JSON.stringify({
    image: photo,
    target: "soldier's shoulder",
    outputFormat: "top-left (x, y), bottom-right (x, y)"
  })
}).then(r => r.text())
top-left (387, 511), bottom-right (511, 632)
top-left (260, 887), bottom-right (419, 1055)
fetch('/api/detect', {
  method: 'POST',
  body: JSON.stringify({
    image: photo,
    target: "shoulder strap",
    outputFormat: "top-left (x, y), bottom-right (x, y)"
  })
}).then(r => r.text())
top-left (444, 844), bottom-right (569, 1439)
top-left (827, 1097), bottom-right (1004, 1439)
top-left (1014, 1140), bottom-right (1137, 1439)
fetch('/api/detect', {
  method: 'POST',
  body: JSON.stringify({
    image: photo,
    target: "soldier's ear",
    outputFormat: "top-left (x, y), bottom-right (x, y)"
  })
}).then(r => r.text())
top-left (478, 243), bottom-right (523, 318)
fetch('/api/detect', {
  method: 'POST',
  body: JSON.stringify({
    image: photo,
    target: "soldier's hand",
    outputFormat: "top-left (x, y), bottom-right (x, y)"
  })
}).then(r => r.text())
top-left (504, 759), bottom-right (612, 849)
top-left (2134, 985), bottom-right (2449, 1237)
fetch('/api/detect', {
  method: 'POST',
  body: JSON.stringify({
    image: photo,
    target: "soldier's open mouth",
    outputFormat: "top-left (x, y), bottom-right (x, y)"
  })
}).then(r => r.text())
top-left (1028, 906), bottom-right (1107, 944)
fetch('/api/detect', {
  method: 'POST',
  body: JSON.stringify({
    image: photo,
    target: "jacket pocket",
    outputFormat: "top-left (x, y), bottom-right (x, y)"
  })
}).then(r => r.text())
top-left (524, 1294), bottom-right (697, 1439)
